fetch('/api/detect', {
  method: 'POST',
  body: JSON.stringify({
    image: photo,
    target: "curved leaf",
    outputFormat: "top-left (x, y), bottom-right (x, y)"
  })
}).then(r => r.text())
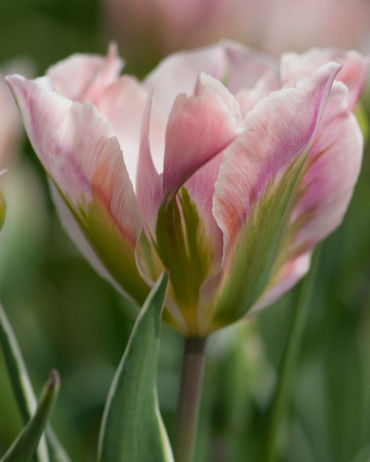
top-left (45, 429), bottom-right (71, 462)
top-left (0, 371), bottom-right (59, 462)
top-left (0, 304), bottom-right (71, 462)
top-left (98, 271), bottom-right (174, 462)
top-left (0, 304), bottom-right (49, 462)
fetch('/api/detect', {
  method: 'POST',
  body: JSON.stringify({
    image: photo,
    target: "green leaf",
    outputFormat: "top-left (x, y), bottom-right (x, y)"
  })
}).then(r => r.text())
top-left (0, 304), bottom-right (71, 462)
top-left (97, 271), bottom-right (174, 462)
top-left (0, 370), bottom-right (60, 462)
top-left (45, 429), bottom-right (72, 462)
top-left (350, 442), bottom-right (370, 462)
top-left (0, 304), bottom-right (49, 462)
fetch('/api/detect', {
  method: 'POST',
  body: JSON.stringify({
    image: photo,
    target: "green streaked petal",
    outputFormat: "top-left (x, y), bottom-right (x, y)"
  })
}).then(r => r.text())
top-left (155, 187), bottom-right (214, 334)
top-left (212, 153), bottom-right (308, 327)
top-left (98, 271), bottom-right (174, 462)
top-left (53, 181), bottom-right (149, 305)
top-left (355, 101), bottom-right (369, 142)
top-left (78, 195), bottom-right (149, 303)
top-left (0, 371), bottom-right (60, 462)
top-left (6, 74), bottom-right (148, 306)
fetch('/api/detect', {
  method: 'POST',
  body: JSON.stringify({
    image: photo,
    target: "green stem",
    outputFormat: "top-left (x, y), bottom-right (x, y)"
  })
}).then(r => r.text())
top-left (264, 246), bottom-right (321, 462)
top-left (174, 336), bottom-right (207, 462)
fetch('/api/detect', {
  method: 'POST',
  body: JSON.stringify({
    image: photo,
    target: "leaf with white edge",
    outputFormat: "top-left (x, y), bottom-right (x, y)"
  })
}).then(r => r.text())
top-left (0, 304), bottom-right (49, 462)
top-left (45, 429), bottom-right (72, 462)
top-left (0, 370), bottom-right (60, 462)
top-left (0, 304), bottom-right (71, 462)
top-left (98, 271), bottom-right (174, 462)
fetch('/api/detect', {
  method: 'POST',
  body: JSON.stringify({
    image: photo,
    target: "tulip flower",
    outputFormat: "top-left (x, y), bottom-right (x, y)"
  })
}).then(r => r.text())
top-left (102, 0), bottom-right (249, 61)
top-left (103, 0), bottom-right (370, 62)
top-left (245, 0), bottom-right (370, 58)
top-left (6, 41), bottom-right (368, 337)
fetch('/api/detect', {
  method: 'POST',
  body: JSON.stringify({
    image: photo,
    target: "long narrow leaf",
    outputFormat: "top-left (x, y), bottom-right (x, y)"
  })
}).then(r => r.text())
top-left (350, 442), bottom-right (370, 462)
top-left (45, 428), bottom-right (71, 462)
top-left (0, 304), bottom-right (71, 462)
top-left (0, 370), bottom-right (59, 462)
top-left (98, 271), bottom-right (174, 462)
top-left (0, 304), bottom-right (49, 462)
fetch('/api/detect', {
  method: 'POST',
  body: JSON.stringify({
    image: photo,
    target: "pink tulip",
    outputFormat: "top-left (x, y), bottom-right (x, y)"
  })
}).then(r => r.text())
top-left (103, 0), bottom-right (249, 60)
top-left (6, 42), bottom-right (368, 336)
top-left (246, 0), bottom-right (370, 58)
top-left (103, 0), bottom-right (370, 61)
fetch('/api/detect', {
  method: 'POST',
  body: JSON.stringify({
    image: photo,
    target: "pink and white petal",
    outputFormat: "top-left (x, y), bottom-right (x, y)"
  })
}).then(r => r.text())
top-left (136, 94), bottom-right (163, 237)
top-left (281, 48), bottom-right (369, 110)
top-left (221, 39), bottom-right (278, 95)
top-left (143, 42), bottom-right (227, 117)
top-left (96, 75), bottom-right (166, 189)
top-left (7, 74), bottom-right (109, 202)
top-left (143, 40), bottom-right (276, 117)
top-left (250, 253), bottom-right (311, 314)
top-left (163, 73), bottom-right (241, 198)
top-left (289, 81), bottom-right (363, 256)
top-left (236, 69), bottom-right (280, 116)
top-left (6, 74), bottom-right (148, 302)
top-left (83, 43), bottom-right (124, 105)
top-left (47, 43), bottom-right (123, 103)
top-left (213, 62), bottom-right (342, 253)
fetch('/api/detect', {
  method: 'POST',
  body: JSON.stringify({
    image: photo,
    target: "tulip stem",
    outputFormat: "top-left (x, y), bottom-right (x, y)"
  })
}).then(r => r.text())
top-left (264, 246), bottom-right (321, 462)
top-left (174, 336), bottom-right (207, 462)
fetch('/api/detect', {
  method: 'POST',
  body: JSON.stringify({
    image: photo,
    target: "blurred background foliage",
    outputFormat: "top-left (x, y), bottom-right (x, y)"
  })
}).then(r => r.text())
top-left (1, 0), bottom-right (370, 461)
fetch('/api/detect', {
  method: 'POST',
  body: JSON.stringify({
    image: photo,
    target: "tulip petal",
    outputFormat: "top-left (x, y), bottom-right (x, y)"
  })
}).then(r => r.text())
top-left (136, 93), bottom-right (163, 237)
top-left (47, 42), bottom-right (123, 104)
top-left (247, 82), bottom-right (363, 311)
top-left (184, 154), bottom-right (224, 268)
top-left (236, 69), bottom-right (280, 115)
top-left (250, 253), bottom-right (311, 313)
top-left (155, 154), bottom-right (225, 336)
top-left (163, 73), bottom-right (241, 198)
top-left (144, 40), bottom-right (277, 118)
top-left (283, 81), bottom-right (363, 260)
top-left (6, 74), bottom-right (149, 303)
top-left (48, 45), bottom-right (167, 190)
top-left (281, 48), bottom-right (369, 110)
top-left (156, 186), bottom-right (217, 335)
top-left (97, 76), bottom-right (166, 190)
top-left (210, 62), bottom-right (341, 327)
top-left (50, 183), bottom-right (130, 298)
top-left (247, 58), bottom-right (366, 314)
top-left (223, 40), bottom-right (278, 95)
top-left (214, 62), bottom-right (341, 252)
